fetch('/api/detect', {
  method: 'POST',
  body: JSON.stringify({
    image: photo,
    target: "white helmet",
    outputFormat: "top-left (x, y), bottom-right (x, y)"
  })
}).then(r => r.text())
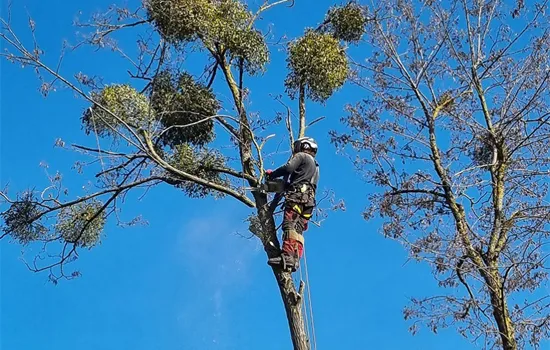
top-left (293, 136), bottom-right (318, 155)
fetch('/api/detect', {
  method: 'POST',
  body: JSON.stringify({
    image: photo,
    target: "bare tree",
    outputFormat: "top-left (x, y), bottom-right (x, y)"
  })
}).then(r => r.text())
top-left (332, 0), bottom-right (550, 349)
top-left (0, 1), bottom-right (360, 349)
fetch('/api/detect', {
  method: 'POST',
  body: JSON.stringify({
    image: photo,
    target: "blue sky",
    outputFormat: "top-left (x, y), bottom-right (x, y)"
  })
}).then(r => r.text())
top-left (0, 1), bottom-right (492, 349)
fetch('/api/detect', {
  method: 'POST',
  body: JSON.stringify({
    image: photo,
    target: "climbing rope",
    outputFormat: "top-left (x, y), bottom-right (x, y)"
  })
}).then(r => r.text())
top-left (303, 249), bottom-right (317, 350)
top-left (298, 248), bottom-right (317, 350)
top-left (298, 266), bottom-right (311, 347)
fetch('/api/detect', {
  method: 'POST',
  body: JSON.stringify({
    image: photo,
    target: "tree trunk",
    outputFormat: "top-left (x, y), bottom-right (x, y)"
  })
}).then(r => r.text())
top-left (486, 272), bottom-right (517, 350)
top-left (298, 83), bottom-right (306, 138)
top-left (253, 193), bottom-right (309, 349)
top-left (274, 269), bottom-right (310, 350)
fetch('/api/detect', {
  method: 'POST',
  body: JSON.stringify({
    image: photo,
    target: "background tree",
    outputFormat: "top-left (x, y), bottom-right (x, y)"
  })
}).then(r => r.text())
top-left (332, 0), bottom-right (550, 349)
top-left (0, 1), bottom-right (363, 349)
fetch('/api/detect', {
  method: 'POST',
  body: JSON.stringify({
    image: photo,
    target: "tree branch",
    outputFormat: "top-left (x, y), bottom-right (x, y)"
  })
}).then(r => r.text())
top-left (248, 0), bottom-right (294, 29)
top-left (142, 130), bottom-right (255, 207)
top-left (390, 189), bottom-right (447, 199)
top-left (218, 53), bottom-right (258, 185)
top-left (210, 166), bottom-right (258, 185)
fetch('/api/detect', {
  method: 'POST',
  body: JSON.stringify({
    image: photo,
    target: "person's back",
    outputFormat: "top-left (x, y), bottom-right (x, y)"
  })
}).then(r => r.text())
top-left (268, 148), bottom-right (319, 190)
top-left (287, 152), bottom-right (319, 190)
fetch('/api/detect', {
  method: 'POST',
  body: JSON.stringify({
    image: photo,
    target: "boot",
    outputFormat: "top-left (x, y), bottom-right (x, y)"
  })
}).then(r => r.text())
top-left (268, 252), bottom-right (299, 271)
top-left (267, 237), bottom-right (302, 272)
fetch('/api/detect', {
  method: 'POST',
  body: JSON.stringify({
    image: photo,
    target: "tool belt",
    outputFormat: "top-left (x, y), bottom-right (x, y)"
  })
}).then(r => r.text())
top-left (285, 181), bottom-right (315, 206)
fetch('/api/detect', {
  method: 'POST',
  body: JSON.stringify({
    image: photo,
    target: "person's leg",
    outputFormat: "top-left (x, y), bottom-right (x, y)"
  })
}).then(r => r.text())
top-left (283, 204), bottom-right (313, 269)
top-left (268, 201), bottom-right (304, 271)
top-left (296, 205), bottom-right (314, 234)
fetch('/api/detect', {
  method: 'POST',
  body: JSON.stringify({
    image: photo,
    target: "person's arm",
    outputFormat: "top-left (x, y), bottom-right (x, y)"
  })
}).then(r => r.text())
top-left (268, 154), bottom-right (303, 179)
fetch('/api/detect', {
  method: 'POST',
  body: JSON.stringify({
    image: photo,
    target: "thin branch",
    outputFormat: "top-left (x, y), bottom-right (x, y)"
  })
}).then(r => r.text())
top-left (0, 27), bottom-right (147, 151)
top-left (210, 166), bottom-right (258, 185)
top-left (143, 130), bottom-right (255, 207)
top-left (390, 189), bottom-right (447, 199)
top-left (86, 19), bottom-right (148, 41)
top-left (157, 113), bottom-right (235, 139)
top-left (72, 144), bottom-right (136, 158)
top-left (307, 116), bottom-right (325, 128)
top-left (39, 176), bottom-right (164, 215)
top-left (248, 0), bottom-right (294, 28)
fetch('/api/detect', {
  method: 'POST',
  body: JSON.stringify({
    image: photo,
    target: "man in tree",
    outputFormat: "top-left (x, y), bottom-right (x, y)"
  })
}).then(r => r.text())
top-left (266, 137), bottom-right (320, 272)
top-left (0, 0), bottom-right (360, 346)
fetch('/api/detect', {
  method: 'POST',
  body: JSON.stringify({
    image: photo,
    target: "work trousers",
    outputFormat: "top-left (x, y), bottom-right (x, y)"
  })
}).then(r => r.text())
top-left (280, 184), bottom-right (315, 258)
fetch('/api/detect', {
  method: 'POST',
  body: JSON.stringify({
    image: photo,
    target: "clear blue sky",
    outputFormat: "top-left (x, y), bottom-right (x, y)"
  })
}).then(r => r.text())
top-left (1, 1), bottom-right (483, 349)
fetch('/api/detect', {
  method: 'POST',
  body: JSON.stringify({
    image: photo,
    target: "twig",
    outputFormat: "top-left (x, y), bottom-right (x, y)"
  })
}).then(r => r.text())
top-left (248, 0), bottom-right (294, 29)
top-left (307, 116), bottom-right (325, 128)
top-left (157, 113), bottom-right (234, 138)
top-left (0, 28), bottom-right (147, 151)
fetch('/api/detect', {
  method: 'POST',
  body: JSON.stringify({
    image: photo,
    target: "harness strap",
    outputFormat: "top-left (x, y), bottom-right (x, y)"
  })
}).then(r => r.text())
top-left (292, 204), bottom-right (312, 218)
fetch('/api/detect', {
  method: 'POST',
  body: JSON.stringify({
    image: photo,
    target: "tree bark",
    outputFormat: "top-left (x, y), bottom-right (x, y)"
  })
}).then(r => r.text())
top-left (274, 269), bottom-right (310, 350)
top-left (485, 271), bottom-right (518, 350)
top-left (216, 47), bottom-right (310, 350)
top-left (298, 82), bottom-right (306, 139)
top-left (254, 196), bottom-right (310, 350)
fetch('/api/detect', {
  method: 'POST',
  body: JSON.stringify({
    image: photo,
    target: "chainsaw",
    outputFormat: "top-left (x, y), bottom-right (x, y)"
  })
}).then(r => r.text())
top-left (253, 178), bottom-right (287, 194)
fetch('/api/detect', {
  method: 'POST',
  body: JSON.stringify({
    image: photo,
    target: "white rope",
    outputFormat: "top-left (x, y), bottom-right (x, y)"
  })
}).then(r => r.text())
top-left (298, 265), bottom-right (311, 347)
top-left (303, 249), bottom-right (317, 350)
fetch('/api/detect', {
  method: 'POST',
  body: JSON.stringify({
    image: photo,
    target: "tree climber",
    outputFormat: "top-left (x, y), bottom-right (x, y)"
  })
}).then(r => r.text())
top-left (265, 137), bottom-right (320, 272)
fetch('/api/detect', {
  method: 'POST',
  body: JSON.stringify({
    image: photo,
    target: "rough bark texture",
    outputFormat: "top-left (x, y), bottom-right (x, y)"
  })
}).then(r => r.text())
top-left (485, 271), bottom-right (518, 350)
top-left (298, 83), bottom-right (306, 139)
top-left (255, 194), bottom-right (309, 349)
top-left (275, 270), bottom-right (309, 350)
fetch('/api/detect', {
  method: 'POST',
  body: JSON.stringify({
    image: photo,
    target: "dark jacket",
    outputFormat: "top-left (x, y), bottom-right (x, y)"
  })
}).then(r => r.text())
top-left (269, 152), bottom-right (319, 190)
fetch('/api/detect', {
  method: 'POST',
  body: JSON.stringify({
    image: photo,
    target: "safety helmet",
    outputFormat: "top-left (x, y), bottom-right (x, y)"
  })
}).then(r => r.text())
top-left (293, 136), bottom-right (318, 155)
